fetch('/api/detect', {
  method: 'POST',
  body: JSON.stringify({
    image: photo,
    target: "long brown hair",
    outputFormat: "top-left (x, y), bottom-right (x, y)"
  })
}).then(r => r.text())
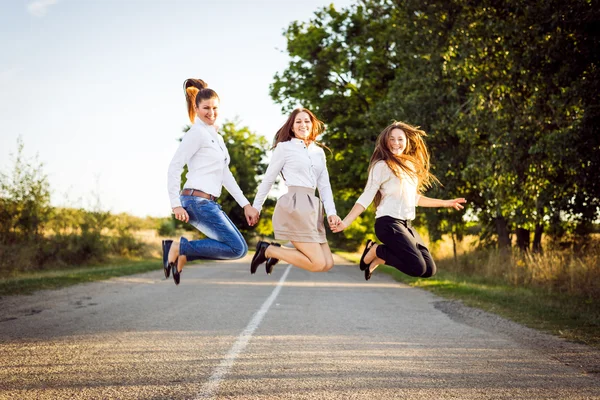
top-left (183, 78), bottom-right (220, 123)
top-left (369, 121), bottom-right (439, 207)
top-left (272, 107), bottom-right (325, 148)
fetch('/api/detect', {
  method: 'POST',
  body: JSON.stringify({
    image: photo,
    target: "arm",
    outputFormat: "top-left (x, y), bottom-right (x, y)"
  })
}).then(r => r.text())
top-left (418, 195), bottom-right (466, 210)
top-left (252, 145), bottom-right (285, 213)
top-left (315, 150), bottom-right (340, 228)
top-left (222, 168), bottom-right (250, 209)
top-left (222, 168), bottom-right (260, 226)
top-left (331, 162), bottom-right (386, 233)
top-left (330, 203), bottom-right (366, 233)
top-left (355, 161), bottom-right (386, 210)
top-left (316, 154), bottom-right (336, 216)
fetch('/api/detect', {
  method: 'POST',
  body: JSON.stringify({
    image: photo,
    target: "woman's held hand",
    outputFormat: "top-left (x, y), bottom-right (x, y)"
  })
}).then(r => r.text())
top-left (330, 219), bottom-right (347, 233)
top-left (327, 215), bottom-right (341, 231)
top-left (244, 205), bottom-right (260, 226)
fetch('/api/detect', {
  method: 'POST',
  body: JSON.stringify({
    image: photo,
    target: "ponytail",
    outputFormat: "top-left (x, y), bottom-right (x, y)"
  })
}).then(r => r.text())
top-left (185, 86), bottom-right (200, 123)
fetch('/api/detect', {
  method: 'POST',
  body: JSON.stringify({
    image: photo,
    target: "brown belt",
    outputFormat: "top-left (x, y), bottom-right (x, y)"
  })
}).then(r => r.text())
top-left (180, 189), bottom-right (218, 201)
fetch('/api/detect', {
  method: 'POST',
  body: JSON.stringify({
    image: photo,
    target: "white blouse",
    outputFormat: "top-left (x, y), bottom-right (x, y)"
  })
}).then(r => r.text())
top-left (356, 161), bottom-right (421, 220)
top-left (167, 118), bottom-right (250, 209)
top-left (252, 138), bottom-right (337, 216)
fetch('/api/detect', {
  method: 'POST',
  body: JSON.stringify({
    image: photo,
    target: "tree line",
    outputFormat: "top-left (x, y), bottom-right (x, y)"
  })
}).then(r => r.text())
top-left (270, 0), bottom-right (599, 252)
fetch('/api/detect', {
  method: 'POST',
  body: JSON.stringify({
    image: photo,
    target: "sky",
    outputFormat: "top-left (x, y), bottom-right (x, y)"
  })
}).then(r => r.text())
top-left (0, 0), bottom-right (356, 218)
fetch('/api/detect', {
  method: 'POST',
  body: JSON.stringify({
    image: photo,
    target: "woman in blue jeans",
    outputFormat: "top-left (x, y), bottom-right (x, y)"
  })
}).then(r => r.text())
top-left (163, 78), bottom-right (259, 285)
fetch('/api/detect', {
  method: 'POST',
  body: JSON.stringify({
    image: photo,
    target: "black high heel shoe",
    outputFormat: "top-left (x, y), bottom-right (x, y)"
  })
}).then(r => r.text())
top-left (162, 240), bottom-right (172, 279)
top-left (250, 241), bottom-right (270, 274)
top-left (365, 265), bottom-right (373, 281)
top-left (265, 242), bottom-right (281, 275)
top-left (359, 239), bottom-right (374, 271)
top-left (172, 262), bottom-right (181, 285)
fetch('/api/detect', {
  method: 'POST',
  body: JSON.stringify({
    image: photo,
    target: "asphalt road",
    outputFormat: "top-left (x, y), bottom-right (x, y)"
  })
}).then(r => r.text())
top-left (1, 255), bottom-right (599, 399)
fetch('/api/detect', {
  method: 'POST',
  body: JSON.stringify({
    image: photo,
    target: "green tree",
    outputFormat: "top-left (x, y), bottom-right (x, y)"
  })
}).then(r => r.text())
top-left (0, 137), bottom-right (51, 244)
top-left (439, 0), bottom-right (600, 250)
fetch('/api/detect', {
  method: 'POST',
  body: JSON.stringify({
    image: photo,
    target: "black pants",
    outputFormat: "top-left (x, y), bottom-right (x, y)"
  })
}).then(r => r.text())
top-left (374, 216), bottom-right (437, 278)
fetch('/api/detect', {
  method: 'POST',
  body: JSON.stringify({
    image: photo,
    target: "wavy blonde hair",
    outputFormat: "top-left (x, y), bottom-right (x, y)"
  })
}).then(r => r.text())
top-left (369, 121), bottom-right (439, 207)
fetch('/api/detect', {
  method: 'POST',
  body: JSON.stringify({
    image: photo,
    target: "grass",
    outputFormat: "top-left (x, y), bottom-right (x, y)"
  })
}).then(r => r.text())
top-left (0, 258), bottom-right (161, 296)
top-left (336, 250), bottom-right (599, 348)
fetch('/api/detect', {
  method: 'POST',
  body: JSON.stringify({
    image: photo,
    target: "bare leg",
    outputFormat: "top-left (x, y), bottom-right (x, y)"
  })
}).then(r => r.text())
top-left (168, 241), bottom-right (188, 273)
top-left (176, 255), bottom-right (187, 273)
top-left (265, 242), bottom-right (331, 272)
top-left (364, 243), bottom-right (385, 274)
top-left (320, 242), bottom-right (335, 272)
top-left (167, 241), bottom-right (179, 263)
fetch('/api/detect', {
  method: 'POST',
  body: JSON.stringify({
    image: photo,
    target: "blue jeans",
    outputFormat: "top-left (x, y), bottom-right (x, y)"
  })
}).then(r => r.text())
top-left (179, 195), bottom-right (248, 261)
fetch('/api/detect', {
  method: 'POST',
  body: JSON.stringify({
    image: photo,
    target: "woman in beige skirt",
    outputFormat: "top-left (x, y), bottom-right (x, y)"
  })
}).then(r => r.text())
top-left (250, 108), bottom-right (341, 273)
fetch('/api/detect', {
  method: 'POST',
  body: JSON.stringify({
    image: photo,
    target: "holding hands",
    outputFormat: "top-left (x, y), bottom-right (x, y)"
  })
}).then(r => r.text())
top-left (244, 205), bottom-right (260, 226)
top-left (330, 219), bottom-right (347, 233)
top-left (327, 215), bottom-right (342, 232)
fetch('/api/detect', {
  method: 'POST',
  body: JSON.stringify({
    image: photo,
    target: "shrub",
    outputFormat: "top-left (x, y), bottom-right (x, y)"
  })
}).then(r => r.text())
top-left (158, 219), bottom-right (177, 236)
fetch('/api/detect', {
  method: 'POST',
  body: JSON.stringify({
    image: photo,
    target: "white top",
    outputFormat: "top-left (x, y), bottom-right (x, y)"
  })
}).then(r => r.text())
top-left (356, 160), bottom-right (421, 220)
top-left (167, 118), bottom-right (250, 209)
top-left (252, 138), bottom-right (337, 216)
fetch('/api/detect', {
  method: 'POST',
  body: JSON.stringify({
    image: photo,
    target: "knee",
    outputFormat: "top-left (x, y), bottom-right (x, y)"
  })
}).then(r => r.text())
top-left (311, 260), bottom-right (328, 272)
top-left (417, 248), bottom-right (436, 277)
top-left (229, 239), bottom-right (248, 260)
top-left (404, 258), bottom-right (428, 277)
top-left (321, 259), bottom-right (334, 272)
top-left (421, 262), bottom-right (437, 278)
top-left (235, 247), bottom-right (248, 260)
top-left (236, 243), bottom-right (248, 259)
top-left (415, 259), bottom-right (428, 277)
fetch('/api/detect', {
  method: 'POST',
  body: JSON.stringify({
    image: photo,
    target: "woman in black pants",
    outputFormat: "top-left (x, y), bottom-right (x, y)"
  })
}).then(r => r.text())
top-left (332, 121), bottom-right (466, 280)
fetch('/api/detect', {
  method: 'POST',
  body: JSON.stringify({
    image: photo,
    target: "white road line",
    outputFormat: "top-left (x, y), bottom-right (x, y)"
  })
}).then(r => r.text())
top-left (195, 264), bottom-right (292, 399)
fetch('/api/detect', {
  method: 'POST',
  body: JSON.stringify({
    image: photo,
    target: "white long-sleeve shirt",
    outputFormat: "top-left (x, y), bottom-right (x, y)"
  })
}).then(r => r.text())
top-left (167, 118), bottom-right (250, 209)
top-left (356, 160), bottom-right (421, 220)
top-left (252, 138), bottom-right (337, 216)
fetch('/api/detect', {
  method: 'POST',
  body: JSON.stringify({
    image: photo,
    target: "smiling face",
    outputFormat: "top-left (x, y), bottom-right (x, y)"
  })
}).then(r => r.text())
top-left (388, 128), bottom-right (407, 155)
top-left (195, 97), bottom-right (219, 126)
top-left (292, 111), bottom-right (312, 139)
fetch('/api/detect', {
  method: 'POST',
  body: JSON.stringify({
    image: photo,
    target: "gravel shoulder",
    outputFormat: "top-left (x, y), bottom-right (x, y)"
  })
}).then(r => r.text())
top-left (434, 300), bottom-right (600, 375)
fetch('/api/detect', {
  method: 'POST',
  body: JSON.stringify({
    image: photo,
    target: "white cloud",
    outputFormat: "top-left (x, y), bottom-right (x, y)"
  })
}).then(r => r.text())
top-left (27, 0), bottom-right (59, 17)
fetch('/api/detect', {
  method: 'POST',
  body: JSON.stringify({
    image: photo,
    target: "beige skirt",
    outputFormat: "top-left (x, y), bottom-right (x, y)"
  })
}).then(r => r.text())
top-left (272, 186), bottom-right (326, 243)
